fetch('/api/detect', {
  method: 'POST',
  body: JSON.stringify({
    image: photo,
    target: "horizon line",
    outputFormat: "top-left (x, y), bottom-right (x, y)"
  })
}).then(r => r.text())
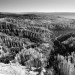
top-left (0, 12), bottom-right (75, 14)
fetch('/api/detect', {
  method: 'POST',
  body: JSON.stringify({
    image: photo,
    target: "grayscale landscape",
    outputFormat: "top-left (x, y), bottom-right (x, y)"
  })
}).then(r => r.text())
top-left (0, 12), bottom-right (75, 75)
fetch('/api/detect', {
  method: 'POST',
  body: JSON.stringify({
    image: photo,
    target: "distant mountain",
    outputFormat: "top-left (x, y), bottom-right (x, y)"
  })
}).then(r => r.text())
top-left (0, 12), bottom-right (75, 40)
top-left (0, 12), bottom-right (75, 30)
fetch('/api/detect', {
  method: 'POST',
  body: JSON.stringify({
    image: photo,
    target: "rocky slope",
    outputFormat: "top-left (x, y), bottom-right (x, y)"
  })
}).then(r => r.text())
top-left (0, 13), bottom-right (75, 75)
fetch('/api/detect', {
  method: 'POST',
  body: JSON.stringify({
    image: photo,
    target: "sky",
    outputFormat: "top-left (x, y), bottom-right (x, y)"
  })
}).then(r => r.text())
top-left (0, 0), bottom-right (75, 13)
